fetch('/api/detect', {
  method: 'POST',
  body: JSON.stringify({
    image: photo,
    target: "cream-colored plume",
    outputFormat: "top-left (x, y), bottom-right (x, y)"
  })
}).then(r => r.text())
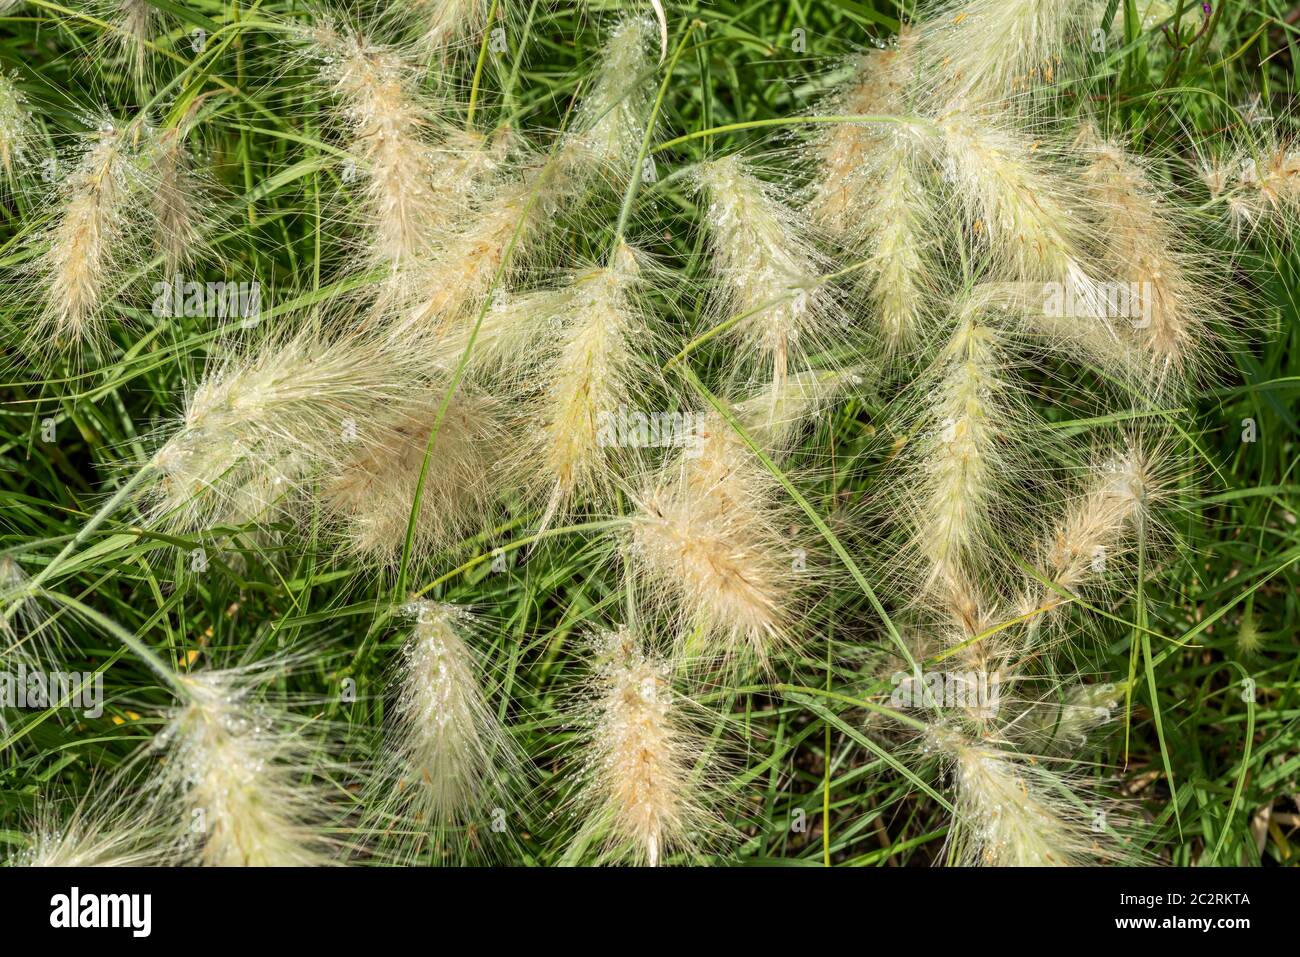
top-left (144, 331), bottom-right (424, 533)
top-left (320, 381), bottom-right (507, 564)
top-left (1080, 129), bottom-right (1212, 390)
top-left (570, 625), bottom-right (716, 866)
top-left (526, 243), bottom-right (649, 523)
top-left (154, 667), bottom-right (339, 866)
top-left (696, 155), bottom-right (838, 389)
top-left (380, 602), bottom-right (516, 831)
top-left (917, 0), bottom-right (1103, 103)
top-left (34, 121), bottom-right (140, 352)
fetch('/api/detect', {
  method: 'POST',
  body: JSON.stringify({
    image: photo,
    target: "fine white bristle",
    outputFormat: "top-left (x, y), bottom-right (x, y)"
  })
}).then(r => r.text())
top-left (320, 382), bottom-right (507, 564)
top-left (377, 602), bottom-right (516, 835)
top-left (898, 293), bottom-right (1026, 598)
top-left (154, 667), bottom-right (339, 866)
top-left (570, 626), bottom-right (717, 866)
top-left (34, 122), bottom-right (139, 352)
top-left (696, 155), bottom-right (842, 389)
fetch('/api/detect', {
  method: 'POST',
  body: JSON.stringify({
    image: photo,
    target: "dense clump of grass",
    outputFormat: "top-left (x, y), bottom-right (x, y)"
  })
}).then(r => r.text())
top-left (0, 0), bottom-right (1297, 869)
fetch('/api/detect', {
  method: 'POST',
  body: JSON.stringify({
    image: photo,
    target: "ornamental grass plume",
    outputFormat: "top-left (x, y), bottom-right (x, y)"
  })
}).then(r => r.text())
top-left (1019, 679), bottom-right (1127, 754)
top-left (853, 134), bottom-right (934, 361)
top-left (32, 120), bottom-right (141, 353)
top-left (696, 155), bottom-right (841, 390)
top-left (932, 725), bottom-right (1121, 866)
top-left (319, 380), bottom-right (508, 564)
top-left (809, 32), bottom-right (915, 233)
top-left (569, 16), bottom-right (656, 177)
top-left (1078, 127), bottom-right (1214, 390)
top-left (427, 286), bottom-right (568, 383)
top-left (6, 786), bottom-right (168, 867)
top-left (569, 625), bottom-right (720, 866)
top-left (628, 381), bottom-right (820, 673)
top-left (916, 109), bottom-right (1146, 375)
top-left (916, 0), bottom-right (1103, 103)
top-left (810, 34), bottom-right (933, 359)
top-left (408, 0), bottom-right (495, 52)
top-left (1202, 126), bottom-right (1300, 237)
top-left (310, 25), bottom-right (449, 294)
top-left (896, 290), bottom-right (1030, 599)
top-left (152, 664), bottom-right (341, 866)
top-left (114, 0), bottom-right (156, 82)
top-left (145, 112), bottom-right (212, 274)
top-left (143, 330), bottom-right (425, 534)
top-left (373, 602), bottom-right (517, 842)
top-left (393, 19), bottom-right (655, 339)
top-left (525, 242), bottom-right (651, 525)
top-left (0, 71), bottom-right (31, 181)
top-left (923, 110), bottom-right (1099, 298)
top-left (393, 161), bottom-right (559, 336)
top-left (1017, 435), bottom-right (1168, 640)
top-left (885, 576), bottom-right (1133, 867)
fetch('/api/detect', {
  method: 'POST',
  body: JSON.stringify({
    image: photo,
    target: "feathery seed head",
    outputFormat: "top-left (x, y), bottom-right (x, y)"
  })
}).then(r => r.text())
top-left (321, 382), bottom-right (507, 564)
top-left (629, 410), bottom-right (807, 674)
top-left (899, 301), bottom-right (1024, 598)
top-left (1019, 435), bottom-right (1168, 634)
top-left (7, 788), bottom-right (167, 867)
top-left (1209, 128), bottom-right (1300, 236)
top-left (1235, 609), bottom-right (1263, 655)
top-left (925, 111), bottom-right (1095, 287)
top-left (0, 71), bottom-right (32, 180)
top-left (157, 667), bottom-right (339, 866)
top-left (571, 626), bottom-right (716, 866)
top-left (34, 121), bottom-right (141, 354)
top-left (410, 0), bottom-right (495, 51)
top-left (1022, 680), bottom-right (1125, 753)
top-left (1079, 131), bottom-right (1214, 391)
top-left (696, 155), bottom-right (842, 389)
top-left (809, 31), bottom-right (916, 232)
top-left (810, 45), bottom-right (933, 359)
top-left (115, 0), bottom-right (156, 81)
top-left (145, 117), bottom-right (212, 274)
top-left (526, 244), bottom-right (649, 520)
top-left (934, 726), bottom-right (1117, 866)
top-left (312, 29), bottom-right (450, 292)
top-left (916, 0), bottom-right (1103, 103)
top-left (378, 601), bottom-right (517, 832)
top-left (144, 332), bottom-right (423, 533)
top-left (396, 158), bottom-right (561, 337)
top-left (570, 17), bottom-right (656, 176)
